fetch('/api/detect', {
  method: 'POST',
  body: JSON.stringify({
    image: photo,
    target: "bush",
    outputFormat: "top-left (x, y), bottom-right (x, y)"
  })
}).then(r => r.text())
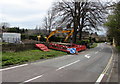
top-left (49, 36), bottom-right (64, 42)
top-left (21, 34), bottom-right (28, 40)
top-left (29, 35), bottom-right (37, 40)
top-left (40, 35), bottom-right (46, 42)
top-left (77, 40), bottom-right (90, 45)
top-left (77, 40), bottom-right (90, 48)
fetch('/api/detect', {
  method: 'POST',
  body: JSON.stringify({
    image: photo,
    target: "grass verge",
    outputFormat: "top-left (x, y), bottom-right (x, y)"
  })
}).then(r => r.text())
top-left (90, 43), bottom-right (98, 48)
top-left (116, 46), bottom-right (120, 52)
top-left (1, 49), bottom-right (67, 68)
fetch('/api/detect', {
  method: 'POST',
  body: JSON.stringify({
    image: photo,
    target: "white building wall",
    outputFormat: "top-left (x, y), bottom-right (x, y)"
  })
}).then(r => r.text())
top-left (3, 33), bottom-right (21, 43)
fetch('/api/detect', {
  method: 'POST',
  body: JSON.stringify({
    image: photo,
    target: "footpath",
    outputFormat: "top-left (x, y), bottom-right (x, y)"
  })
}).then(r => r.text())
top-left (108, 47), bottom-right (119, 83)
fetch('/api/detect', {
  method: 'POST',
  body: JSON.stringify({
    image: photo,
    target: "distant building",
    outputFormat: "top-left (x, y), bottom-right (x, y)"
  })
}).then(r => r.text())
top-left (91, 32), bottom-right (99, 41)
top-left (98, 35), bottom-right (107, 42)
top-left (2, 33), bottom-right (21, 43)
top-left (81, 31), bottom-right (90, 40)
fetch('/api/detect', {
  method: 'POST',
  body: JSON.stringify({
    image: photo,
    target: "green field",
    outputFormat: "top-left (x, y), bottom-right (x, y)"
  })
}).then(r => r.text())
top-left (1, 49), bottom-right (67, 67)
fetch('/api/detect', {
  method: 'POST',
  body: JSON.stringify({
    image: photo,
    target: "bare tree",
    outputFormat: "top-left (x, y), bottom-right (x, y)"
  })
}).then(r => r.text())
top-left (0, 22), bottom-right (10, 29)
top-left (51, 0), bottom-right (109, 43)
top-left (43, 9), bottom-right (57, 34)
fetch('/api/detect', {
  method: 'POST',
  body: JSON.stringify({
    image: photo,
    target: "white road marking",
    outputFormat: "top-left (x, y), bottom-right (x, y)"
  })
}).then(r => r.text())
top-left (85, 54), bottom-right (91, 58)
top-left (56, 60), bottom-right (80, 71)
top-left (23, 75), bottom-right (43, 83)
top-left (95, 74), bottom-right (104, 83)
top-left (0, 64), bottom-right (28, 71)
top-left (95, 46), bottom-right (114, 84)
top-left (102, 47), bottom-right (114, 74)
top-left (95, 51), bottom-right (99, 54)
top-left (106, 52), bottom-right (118, 82)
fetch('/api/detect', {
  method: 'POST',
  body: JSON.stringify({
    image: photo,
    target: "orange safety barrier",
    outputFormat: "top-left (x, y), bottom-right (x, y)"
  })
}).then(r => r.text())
top-left (35, 44), bottom-right (50, 51)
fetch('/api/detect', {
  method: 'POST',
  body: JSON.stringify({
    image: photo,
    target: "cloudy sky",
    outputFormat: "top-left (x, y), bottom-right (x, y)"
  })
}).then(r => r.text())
top-left (0, 0), bottom-right (118, 31)
top-left (0, 0), bottom-right (55, 29)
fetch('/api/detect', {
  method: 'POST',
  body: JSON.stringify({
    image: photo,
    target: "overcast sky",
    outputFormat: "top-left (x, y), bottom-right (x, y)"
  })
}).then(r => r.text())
top-left (0, 0), bottom-right (118, 35)
top-left (0, 0), bottom-right (55, 29)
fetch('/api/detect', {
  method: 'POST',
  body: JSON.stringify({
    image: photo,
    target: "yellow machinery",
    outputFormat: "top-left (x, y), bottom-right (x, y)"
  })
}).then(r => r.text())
top-left (37, 35), bottom-right (41, 41)
top-left (46, 29), bottom-right (74, 42)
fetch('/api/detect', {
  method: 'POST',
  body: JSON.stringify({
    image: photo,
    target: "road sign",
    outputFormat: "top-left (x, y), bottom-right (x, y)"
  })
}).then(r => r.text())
top-left (67, 48), bottom-right (76, 54)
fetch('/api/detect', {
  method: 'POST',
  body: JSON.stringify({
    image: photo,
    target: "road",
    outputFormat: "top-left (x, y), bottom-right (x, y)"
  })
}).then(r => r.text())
top-left (2, 43), bottom-right (113, 83)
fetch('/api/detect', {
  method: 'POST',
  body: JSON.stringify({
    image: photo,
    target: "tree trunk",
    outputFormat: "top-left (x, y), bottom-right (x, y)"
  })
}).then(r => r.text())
top-left (78, 7), bottom-right (85, 40)
top-left (72, 21), bottom-right (78, 43)
top-left (79, 18), bottom-right (84, 40)
top-left (72, 2), bottom-right (78, 43)
top-left (79, 28), bottom-right (82, 40)
top-left (48, 27), bottom-right (51, 34)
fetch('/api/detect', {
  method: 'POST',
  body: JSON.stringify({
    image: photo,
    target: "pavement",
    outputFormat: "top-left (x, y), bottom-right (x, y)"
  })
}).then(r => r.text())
top-left (1, 43), bottom-right (118, 83)
top-left (108, 47), bottom-right (119, 83)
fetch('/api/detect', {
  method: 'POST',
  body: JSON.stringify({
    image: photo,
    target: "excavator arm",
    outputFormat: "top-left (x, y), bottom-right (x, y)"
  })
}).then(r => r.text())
top-left (64, 29), bottom-right (74, 42)
top-left (46, 30), bottom-right (58, 42)
top-left (46, 29), bottom-right (74, 42)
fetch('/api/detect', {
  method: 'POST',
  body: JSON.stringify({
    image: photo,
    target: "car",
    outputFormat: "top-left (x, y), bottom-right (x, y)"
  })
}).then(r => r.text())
top-left (105, 42), bottom-right (107, 44)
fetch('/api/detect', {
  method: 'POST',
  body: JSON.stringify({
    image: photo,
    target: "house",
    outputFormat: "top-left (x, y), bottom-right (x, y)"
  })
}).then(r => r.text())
top-left (81, 31), bottom-right (90, 40)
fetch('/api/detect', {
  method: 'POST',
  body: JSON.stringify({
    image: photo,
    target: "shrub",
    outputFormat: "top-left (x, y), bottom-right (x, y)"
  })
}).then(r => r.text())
top-left (29, 35), bottom-right (37, 40)
top-left (49, 36), bottom-right (64, 42)
top-left (21, 34), bottom-right (28, 40)
top-left (77, 40), bottom-right (90, 48)
top-left (77, 40), bottom-right (90, 45)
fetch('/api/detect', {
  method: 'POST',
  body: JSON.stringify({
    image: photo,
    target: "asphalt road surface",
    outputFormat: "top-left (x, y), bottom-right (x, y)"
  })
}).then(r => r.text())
top-left (2, 43), bottom-right (113, 83)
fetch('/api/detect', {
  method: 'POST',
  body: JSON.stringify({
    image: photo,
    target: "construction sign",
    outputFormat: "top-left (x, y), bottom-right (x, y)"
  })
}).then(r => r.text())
top-left (67, 48), bottom-right (76, 54)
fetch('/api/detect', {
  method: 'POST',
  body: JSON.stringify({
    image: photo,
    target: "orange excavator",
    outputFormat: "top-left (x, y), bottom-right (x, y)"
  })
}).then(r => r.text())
top-left (46, 29), bottom-right (74, 42)
top-left (36, 28), bottom-right (86, 53)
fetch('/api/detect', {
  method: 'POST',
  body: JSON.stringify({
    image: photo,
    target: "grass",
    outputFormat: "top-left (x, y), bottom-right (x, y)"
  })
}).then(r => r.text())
top-left (1, 49), bottom-right (67, 67)
top-left (116, 46), bottom-right (120, 52)
top-left (90, 43), bottom-right (98, 48)
top-left (0, 42), bottom-right (9, 45)
top-left (0, 52), bottom-right (2, 68)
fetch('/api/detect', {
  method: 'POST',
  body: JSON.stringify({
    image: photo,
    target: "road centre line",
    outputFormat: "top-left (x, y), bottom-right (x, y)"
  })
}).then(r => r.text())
top-left (22, 75), bottom-right (43, 83)
top-left (56, 60), bottom-right (80, 71)
top-left (0, 64), bottom-right (28, 72)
